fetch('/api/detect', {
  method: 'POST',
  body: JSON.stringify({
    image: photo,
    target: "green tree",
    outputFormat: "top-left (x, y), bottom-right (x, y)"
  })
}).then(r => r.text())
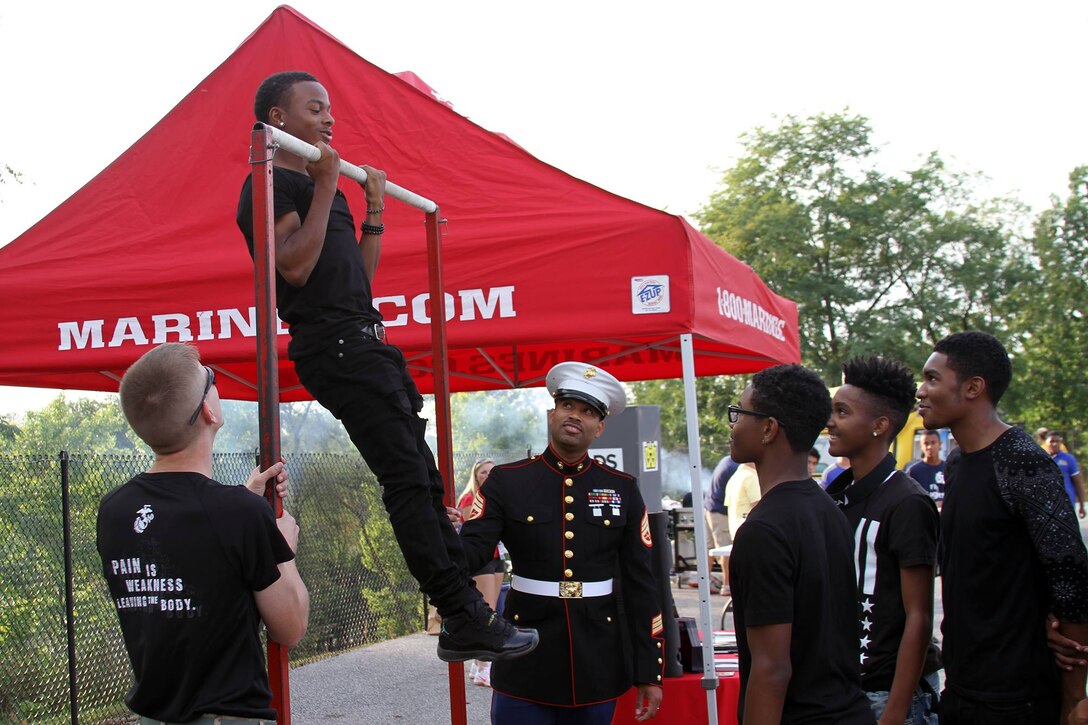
top-left (0, 415), bottom-right (19, 442)
top-left (7, 396), bottom-right (138, 455)
top-left (1007, 166), bottom-right (1088, 447)
top-left (630, 376), bottom-right (744, 468)
top-left (695, 111), bottom-right (1029, 381)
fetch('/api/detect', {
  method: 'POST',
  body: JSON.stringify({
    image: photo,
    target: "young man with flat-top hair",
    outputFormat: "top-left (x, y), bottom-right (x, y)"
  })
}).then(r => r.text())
top-left (826, 356), bottom-right (941, 724)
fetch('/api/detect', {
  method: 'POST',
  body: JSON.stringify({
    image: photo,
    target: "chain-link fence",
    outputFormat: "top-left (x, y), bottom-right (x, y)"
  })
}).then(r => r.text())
top-left (0, 448), bottom-right (525, 724)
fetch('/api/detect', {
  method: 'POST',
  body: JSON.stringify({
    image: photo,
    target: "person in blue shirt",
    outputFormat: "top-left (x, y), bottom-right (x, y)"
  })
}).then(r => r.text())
top-left (1047, 431), bottom-right (1086, 518)
top-left (820, 457), bottom-right (848, 489)
top-left (906, 430), bottom-right (947, 507)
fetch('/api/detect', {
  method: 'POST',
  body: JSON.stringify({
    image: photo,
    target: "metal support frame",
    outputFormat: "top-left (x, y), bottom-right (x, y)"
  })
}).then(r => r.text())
top-left (680, 334), bottom-right (719, 725)
top-left (250, 124), bottom-right (291, 723)
top-left (61, 450), bottom-right (79, 725)
top-left (426, 211), bottom-right (469, 725)
top-left (248, 125), bottom-right (462, 723)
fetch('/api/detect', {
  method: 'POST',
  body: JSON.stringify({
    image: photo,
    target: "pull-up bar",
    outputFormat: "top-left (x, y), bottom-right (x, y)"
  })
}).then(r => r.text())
top-left (257, 123), bottom-right (438, 213)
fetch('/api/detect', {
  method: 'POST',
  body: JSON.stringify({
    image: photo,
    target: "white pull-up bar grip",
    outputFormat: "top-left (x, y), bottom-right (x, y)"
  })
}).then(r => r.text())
top-left (257, 123), bottom-right (438, 213)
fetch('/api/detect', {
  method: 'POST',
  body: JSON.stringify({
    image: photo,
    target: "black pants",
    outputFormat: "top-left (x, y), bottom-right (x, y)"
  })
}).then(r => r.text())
top-left (294, 333), bottom-right (477, 615)
top-left (938, 688), bottom-right (1059, 725)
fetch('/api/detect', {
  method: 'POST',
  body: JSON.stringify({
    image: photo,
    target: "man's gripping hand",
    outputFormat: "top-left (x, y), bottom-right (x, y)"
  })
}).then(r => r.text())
top-left (246, 459), bottom-right (289, 499)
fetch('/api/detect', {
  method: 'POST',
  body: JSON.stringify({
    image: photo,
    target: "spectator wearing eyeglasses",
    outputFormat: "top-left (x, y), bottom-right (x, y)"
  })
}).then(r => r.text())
top-left (726, 365), bottom-right (873, 724)
top-left (95, 343), bottom-right (306, 724)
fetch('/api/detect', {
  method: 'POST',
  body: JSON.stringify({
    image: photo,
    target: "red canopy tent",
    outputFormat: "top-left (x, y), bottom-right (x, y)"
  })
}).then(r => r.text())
top-left (0, 7), bottom-right (799, 722)
top-left (0, 6), bottom-right (798, 398)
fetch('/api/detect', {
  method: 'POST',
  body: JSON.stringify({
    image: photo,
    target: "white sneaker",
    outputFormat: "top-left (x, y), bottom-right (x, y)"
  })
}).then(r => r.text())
top-left (473, 662), bottom-right (491, 687)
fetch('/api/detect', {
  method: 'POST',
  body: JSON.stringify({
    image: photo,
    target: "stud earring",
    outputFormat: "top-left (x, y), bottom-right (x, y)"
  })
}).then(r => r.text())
top-left (279, 122), bottom-right (285, 127)
top-left (872, 431), bottom-right (878, 437)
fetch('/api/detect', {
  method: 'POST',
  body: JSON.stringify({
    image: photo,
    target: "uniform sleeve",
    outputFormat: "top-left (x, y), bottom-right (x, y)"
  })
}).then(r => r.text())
top-left (998, 454), bottom-right (1088, 622)
top-left (884, 492), bottom-right (938, 569)
top-left (619, 480), bottom-right (665, 687)
top-left (458, 471), bottom-right (506, 575)
top-left (732, 519), bottom-right (794, 626)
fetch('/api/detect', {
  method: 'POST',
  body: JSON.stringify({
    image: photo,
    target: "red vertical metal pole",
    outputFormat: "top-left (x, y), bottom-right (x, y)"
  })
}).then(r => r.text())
top-left (249, 124), bottom-right (291, 723)
top-left (425, 210), bottom-right (468, 725)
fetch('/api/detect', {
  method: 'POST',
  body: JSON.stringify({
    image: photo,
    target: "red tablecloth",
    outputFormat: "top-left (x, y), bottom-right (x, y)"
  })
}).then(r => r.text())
top-left (612, 666), bottom-right (739, 725)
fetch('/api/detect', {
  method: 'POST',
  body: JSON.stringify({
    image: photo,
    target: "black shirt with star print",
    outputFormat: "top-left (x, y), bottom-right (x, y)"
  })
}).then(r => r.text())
top-left (827, 454), bottom-right (942, 692)
top-left (940, 426), bottom-right (1088, 702)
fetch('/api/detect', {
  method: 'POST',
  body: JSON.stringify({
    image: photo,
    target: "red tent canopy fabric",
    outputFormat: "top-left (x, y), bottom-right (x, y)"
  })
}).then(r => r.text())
top-left (0, 6), bottom-right (799, 401)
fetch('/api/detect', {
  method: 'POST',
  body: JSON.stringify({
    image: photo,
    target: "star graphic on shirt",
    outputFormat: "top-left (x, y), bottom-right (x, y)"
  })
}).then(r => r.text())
top-left (862, 598), bottom-right (874, 613)
top-left (860, 635), bottom-right (871, 650)
top-left (861, 617), bottom-right (872, 632)
top-left (860, 652), bottom-right (868, 664)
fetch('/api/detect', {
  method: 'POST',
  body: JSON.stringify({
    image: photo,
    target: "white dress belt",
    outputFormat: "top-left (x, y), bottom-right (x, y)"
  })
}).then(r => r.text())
top-left (511, 574), bottom-right (613, 598)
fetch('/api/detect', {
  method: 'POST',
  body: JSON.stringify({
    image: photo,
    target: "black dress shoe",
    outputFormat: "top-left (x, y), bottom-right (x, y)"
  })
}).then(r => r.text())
top-left (436, 600), bottom-right (540, 662)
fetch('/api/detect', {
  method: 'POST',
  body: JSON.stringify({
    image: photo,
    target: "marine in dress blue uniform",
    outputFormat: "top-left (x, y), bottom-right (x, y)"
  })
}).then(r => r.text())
top-left (460, 363), bottom-right (664, 724)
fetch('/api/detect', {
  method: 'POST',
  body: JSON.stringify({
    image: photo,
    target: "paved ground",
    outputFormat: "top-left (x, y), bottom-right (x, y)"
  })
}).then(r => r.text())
top-left (287, 580), bottom-right (719, 724)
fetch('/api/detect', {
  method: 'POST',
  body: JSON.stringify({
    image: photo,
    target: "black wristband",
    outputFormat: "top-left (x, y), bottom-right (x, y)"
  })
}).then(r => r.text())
top-left (361, 222), bottom-right (385, 236)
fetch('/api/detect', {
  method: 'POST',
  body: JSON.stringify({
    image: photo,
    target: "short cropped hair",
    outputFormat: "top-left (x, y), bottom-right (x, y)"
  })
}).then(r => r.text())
top-left (920, 429), bottom-right (941, 441)
top-left (933, 331), bottom-right (1012, 405)
top-left (120, 343), bottom-right (205, 454)
top-left (842, 356), bottom-right (917, 437)
top-left (750, 364), bottom-right (832, 453)
top-left (254, 71), bottom-right (319, 124)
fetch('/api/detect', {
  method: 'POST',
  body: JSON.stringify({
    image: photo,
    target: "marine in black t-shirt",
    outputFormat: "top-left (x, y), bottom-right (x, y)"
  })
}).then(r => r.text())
top-left (97, 472), bottom-right (295, 722)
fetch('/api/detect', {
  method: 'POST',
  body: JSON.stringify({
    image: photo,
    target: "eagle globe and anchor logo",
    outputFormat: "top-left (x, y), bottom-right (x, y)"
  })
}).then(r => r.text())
top-left (133, 504), bottom-right (155, 533)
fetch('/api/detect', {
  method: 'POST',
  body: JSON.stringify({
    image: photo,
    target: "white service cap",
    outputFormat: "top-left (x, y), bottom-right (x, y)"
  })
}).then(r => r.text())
top-left (545, 362), bottom-right (626, 418)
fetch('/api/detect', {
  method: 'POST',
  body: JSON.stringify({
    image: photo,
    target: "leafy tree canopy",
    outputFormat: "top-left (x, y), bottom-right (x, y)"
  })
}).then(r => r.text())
top-left (695, 110), bottom-right (1030, 382)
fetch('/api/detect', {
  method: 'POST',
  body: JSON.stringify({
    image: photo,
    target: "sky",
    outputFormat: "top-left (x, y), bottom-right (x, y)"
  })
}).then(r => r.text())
top-left (0, 0), bottom-right (1085, 416)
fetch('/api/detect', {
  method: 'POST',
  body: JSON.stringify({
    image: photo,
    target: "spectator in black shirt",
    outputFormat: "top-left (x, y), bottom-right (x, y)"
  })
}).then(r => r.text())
top-left (917, 331), bottom-right (1088, 724)
top-left (727, 364), bottom-right (873, 724)
top-left (826, 356), bottom-right (941, 724)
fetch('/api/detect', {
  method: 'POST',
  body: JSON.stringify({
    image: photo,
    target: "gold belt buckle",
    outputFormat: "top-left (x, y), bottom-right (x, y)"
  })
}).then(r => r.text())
top-left (559, 581), bottom-right (582, 598)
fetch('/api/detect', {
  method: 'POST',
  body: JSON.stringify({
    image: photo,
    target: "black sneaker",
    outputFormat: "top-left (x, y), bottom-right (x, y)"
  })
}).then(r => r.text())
top-left (436, 601), bottom-right (539, 663)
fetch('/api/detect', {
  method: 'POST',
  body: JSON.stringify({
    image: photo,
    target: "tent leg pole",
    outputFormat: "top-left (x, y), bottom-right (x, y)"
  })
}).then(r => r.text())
top-left (250, 125), bottom-right (290, 723)
top-left (680, 334), bottom-right (719, 725)
top-left (425, 210), bottom-right (468, 725)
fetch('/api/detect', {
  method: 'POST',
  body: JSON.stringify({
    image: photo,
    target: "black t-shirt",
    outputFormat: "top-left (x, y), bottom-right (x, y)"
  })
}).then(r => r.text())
top-left (96, 472), bottom-right (295, 721)
top-left (826, 455), bottom-right (941, 691)
top-left (941, 426), bottom-right (1088, 702)
top-left (237, 167), bottom-right (382, 359)
top-left (730, 479), bottom-right (873, 724)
